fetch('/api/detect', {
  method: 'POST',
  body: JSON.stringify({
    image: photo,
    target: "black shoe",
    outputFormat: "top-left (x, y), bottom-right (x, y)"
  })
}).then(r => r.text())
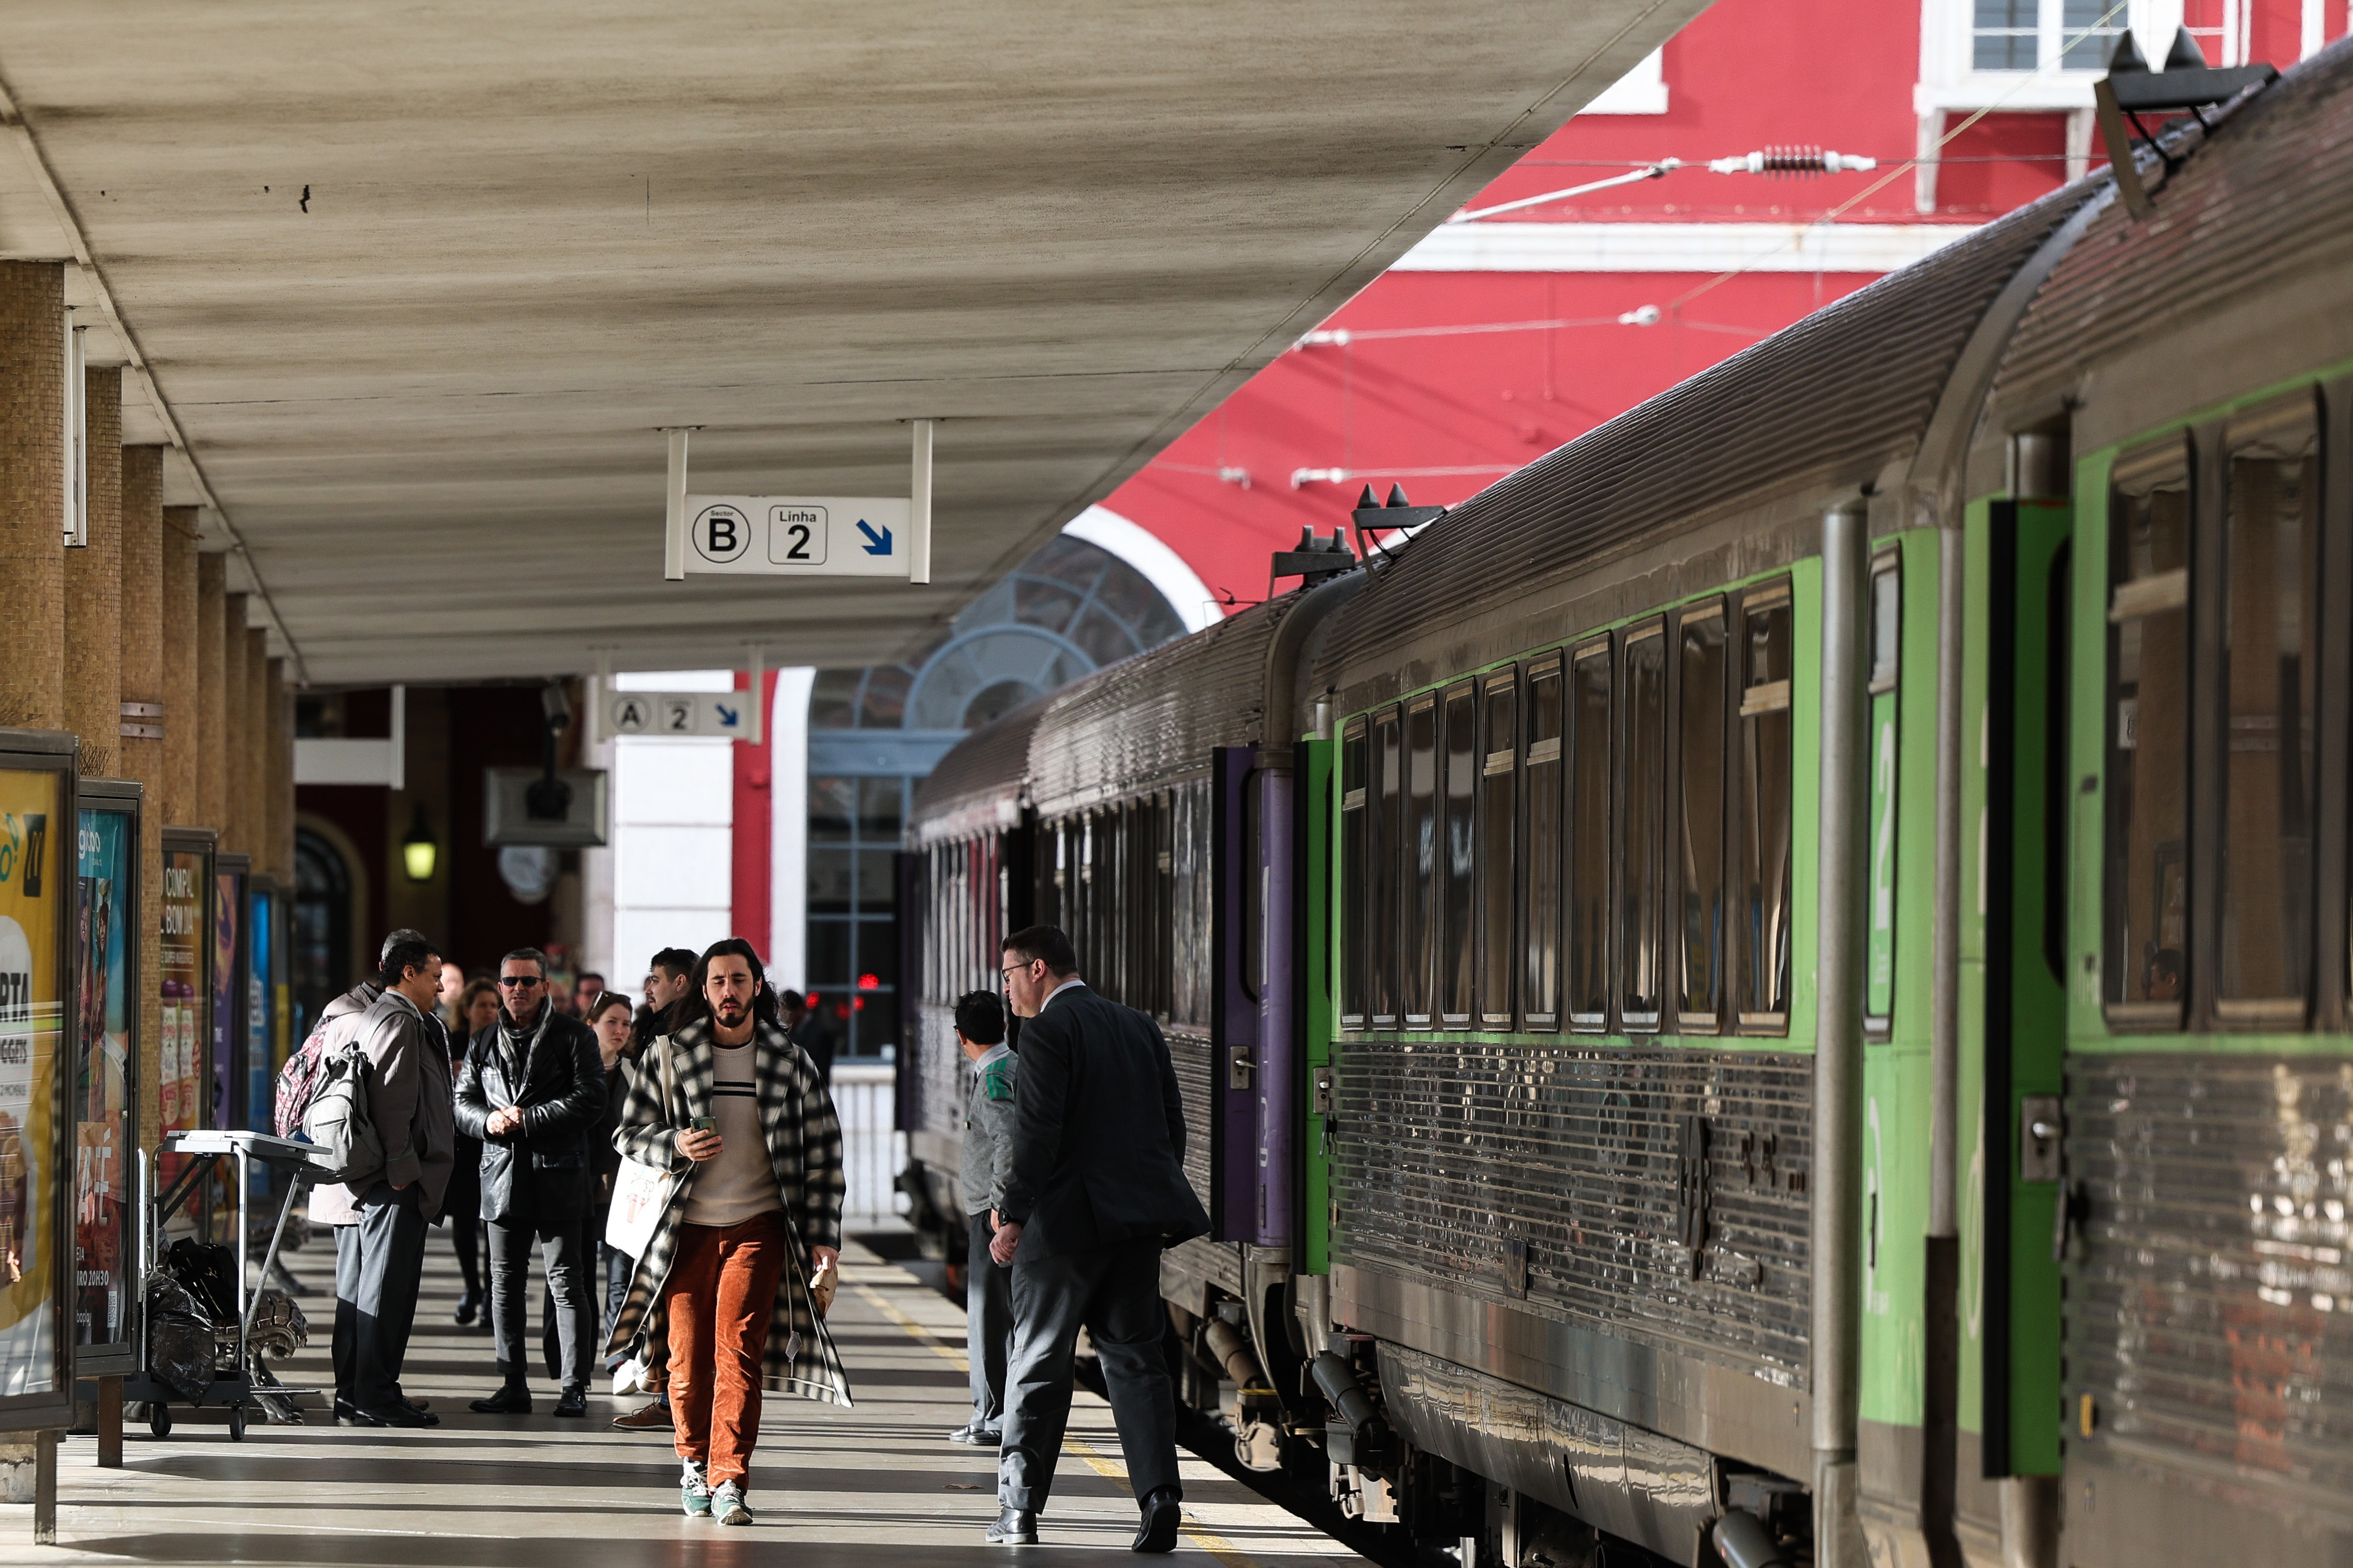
top-left (986, 1506), bottom-right (1039, 1545)
top-left (469, 1384), bottom-right (533, 1414)
top-left (1132, 1488), bottom-right (1181, 1553)
top-left (453, 1289), bottom-right (480, 1326)
top-left (552, 1387), bottom-right (587, 1418)
top-left (355, 1403), bottom-right (439, 1428)
top-left (334, 1397), bottom-right (361, 1427)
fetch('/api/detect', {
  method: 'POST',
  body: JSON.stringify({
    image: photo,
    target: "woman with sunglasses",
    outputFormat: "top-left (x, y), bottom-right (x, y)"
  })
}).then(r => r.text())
top-left (446, 978), bottom-right (501, 1325)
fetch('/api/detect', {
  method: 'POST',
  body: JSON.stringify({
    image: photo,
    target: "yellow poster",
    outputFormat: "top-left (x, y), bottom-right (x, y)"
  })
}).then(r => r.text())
top-left (0, 768), bottom-right (59, 1396)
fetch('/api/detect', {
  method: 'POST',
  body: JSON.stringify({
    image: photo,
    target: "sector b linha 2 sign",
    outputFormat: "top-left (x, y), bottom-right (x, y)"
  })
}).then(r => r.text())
top-left (684, 497), bottom-right (913, 579)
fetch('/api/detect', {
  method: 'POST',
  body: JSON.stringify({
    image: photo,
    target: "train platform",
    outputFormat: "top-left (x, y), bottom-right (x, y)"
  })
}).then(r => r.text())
top-left (0, 1237), bottom-right (1367, 1567)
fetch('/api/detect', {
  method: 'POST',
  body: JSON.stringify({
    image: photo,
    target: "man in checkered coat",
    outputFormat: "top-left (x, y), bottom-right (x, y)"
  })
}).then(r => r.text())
top-left (606, 937), bottom-right (851, 1527)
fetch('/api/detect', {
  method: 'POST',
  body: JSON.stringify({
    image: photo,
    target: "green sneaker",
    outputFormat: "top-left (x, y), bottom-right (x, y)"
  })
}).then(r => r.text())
top-left (712, 1480), bottom-right (752, 1526)
top-left (681, 1460), bottom-right (713, 1517)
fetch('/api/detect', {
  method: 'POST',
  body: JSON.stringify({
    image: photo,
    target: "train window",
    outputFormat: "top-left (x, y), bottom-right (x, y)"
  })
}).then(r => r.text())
top-left (1737, 581), bottom-right (1794, 1030)
top-left (1372, 709), bottom-right (1402, 1027)
top-left (1865, 553), bottom-right (1902, 1032)
top-left (1619, 621), bottom-right (1667, 1032)
top-left (1154, 792), bottom-right (1175, 1019)
top-left (1477, 672), bottom-right (1517, 1026)
top-left (1677, 600), bottom-right (1728, 1032)
top-left (2218, 398), bottom-right (2320, 1025)
top-left (1341, 719), bottom-right (1368, 1029)
top-left (1523, 657), bottom-right (1565, 1029)
top-left (2104, 439), bottom-right (2193, 1026)
top-left (1441, 681), bottom-right (1478, 1026)
top-left (1405, 694), bottom-right (1440, 1028)
top-left (1568, 641), bottom-right (1612, 1030)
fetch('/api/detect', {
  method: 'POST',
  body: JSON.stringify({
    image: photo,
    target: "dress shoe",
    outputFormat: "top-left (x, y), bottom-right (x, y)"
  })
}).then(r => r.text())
top-left (452, 1288), bottom-right (480, 1326)
top-left (553, 1386), bottom-right (588, 1418)
top-left (1132, 1487), bottom-right (1181, 1553)
top-left (468, 1384), bottom-right (534, 1414)
top-left (334, 1397), bottom-right (361, 1426)
top-left (986, 1506), bottom-right (1039, 1545)
top-left (948, 1421), bottom-right (1002, 1444)
top-left (353, 1402), bottom-right (439, 1428)
top-left (612, 1400), bottom-right (671, 1430)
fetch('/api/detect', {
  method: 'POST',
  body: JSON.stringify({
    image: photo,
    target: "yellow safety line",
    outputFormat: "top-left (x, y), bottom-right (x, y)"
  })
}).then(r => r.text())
top-left (851, 1276), bottom-right (1262, 1567)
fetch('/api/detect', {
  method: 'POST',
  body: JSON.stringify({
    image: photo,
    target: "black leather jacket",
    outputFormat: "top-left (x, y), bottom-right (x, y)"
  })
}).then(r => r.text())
top-left (454, 1005), bottom-right (606, 1225)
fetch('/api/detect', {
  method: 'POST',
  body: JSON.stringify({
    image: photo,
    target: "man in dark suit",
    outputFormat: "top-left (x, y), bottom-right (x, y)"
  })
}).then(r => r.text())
top-left (985, 925), bottom-right (1209, 1552)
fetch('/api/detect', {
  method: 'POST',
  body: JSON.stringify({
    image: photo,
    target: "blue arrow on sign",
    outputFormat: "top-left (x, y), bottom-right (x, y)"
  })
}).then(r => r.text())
top-left (855, 519), bottom-right (893, 555)
top-left (714, 703), bottom-right (739, 730)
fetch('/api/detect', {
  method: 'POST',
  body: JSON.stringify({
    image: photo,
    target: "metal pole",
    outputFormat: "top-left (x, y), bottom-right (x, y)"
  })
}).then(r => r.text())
top-left (909, 419), bottom-right (934, 585)
top-left (745, 644), bottom-right (765, 747)
top-left (1929, 522), bottom-right (1963, 1238)
top-left (664, 426), bottom-right (692, 582)
top-left (388, 683), bottom-right (406, 792)
top-left (1813, 501), bottom-right (1869, 1568)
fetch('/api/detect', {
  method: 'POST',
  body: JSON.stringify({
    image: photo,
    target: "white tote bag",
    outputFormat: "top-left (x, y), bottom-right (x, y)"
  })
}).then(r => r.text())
top-left (604, 1155), bottom-right (671, 1259)
top-left (603, 1042), bottom-right (678, 1259)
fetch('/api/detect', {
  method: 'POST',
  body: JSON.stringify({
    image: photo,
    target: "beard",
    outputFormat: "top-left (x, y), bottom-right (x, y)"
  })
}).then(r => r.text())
top-left (714, 999), bottom-right (748, 1025)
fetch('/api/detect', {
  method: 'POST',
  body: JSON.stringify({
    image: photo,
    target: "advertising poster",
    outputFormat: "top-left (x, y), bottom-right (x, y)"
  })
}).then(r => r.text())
top-left (246, 889), bottom-right (271, 1191)
top-left (0, 769), bottom-right (59, 1395)
top-left (73, 808), bottom-right (130, 1350)
top-left (158, 849), bottom-right (206, 1198)
top-left (212, 873), bottom-right (241, 1133)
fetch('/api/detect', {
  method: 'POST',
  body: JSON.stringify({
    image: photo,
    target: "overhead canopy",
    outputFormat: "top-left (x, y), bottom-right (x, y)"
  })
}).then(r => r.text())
top-left (0, 1), bottom-right (1701, 684)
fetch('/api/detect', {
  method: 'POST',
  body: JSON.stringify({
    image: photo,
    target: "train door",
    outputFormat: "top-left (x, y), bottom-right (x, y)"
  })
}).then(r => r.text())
top-left (1955, 493), bottom-right (2071, 1556)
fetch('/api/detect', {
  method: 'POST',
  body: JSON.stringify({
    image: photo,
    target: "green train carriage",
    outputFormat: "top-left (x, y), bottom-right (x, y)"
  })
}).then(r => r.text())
top-left (901, 37), bottom-right (2353, 1568)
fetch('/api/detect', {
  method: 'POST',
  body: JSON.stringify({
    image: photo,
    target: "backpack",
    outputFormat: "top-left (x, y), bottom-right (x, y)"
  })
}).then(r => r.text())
top-left (272, 1015), bottom-right (337, 1137)
top-left (299, 1033), bottom-right (385, 1186)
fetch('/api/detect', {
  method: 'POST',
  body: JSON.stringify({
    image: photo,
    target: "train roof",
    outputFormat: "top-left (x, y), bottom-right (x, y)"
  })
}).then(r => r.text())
top-left (1991, 35), bottom-right (2353, 449)
top-left (1309, 172), bottom-right (2103, 710)
top-left (908, 690), bottom-right (1051, 848)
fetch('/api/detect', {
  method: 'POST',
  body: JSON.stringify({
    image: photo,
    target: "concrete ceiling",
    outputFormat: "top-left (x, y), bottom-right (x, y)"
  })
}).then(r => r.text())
top-left (0, 1), bottom-right (1702, 685)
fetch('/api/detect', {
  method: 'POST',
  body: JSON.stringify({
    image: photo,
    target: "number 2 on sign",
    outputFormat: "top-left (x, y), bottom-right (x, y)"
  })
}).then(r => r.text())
top-left (782, 525), bottom-right (812, 561)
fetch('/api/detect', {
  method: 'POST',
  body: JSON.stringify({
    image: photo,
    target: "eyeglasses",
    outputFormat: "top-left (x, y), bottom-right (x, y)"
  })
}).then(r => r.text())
top-left (498, 975), bottom-right (545, 988)
top-left (1000, 963), bottom-right (1036, 980)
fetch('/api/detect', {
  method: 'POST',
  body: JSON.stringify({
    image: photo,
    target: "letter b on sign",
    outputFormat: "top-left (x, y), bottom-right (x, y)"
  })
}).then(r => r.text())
top-left (692, 504), bottom-right (749, 565)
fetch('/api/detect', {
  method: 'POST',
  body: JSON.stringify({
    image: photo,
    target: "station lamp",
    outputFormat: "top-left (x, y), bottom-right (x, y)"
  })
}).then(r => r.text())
top-left (402, 803), bottom-right (439, 883)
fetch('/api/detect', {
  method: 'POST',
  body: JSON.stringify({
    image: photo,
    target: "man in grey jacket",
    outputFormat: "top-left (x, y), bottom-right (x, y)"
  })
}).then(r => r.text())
top-left (334, 930), bottom-right (458, 1427)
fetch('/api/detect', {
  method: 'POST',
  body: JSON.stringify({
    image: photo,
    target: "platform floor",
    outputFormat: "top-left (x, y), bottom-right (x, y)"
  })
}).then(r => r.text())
top-left (0, 1232), bottom-right (1366, 1566)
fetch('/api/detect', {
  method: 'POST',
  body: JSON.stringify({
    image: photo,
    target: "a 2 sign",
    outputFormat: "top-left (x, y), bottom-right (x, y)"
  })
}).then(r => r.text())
top-left (608, 692), bottom-right (752, 739)
top-left (685, 494), bottom-right (912, 579)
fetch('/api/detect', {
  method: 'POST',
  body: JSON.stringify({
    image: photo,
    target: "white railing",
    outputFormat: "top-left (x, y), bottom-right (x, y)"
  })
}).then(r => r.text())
top-left (831, 1062), bottom-right (906, 1233)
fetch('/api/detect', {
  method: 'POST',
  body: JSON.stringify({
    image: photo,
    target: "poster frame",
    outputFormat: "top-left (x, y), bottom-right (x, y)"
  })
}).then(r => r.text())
top-left (0, 729), bottom-right (82, 1431)
top-left (157, 826), bottom-right (215, 1243)
top-left (212, 853), bottom-right (249, 1136)
top-left (71, 778), bottom-right (139, 1378)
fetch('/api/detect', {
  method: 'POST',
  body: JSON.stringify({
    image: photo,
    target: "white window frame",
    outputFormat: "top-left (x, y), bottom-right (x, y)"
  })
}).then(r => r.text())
top-left (1581, 48), bottom-right (1667, 115)
top-left (1916, 0), bottom-right (2187, 112)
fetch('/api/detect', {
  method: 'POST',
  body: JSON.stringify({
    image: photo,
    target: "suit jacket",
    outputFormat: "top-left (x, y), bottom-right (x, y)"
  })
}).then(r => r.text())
top-left (350, 989), bottom-right (456, 1222)
top-left (996, 982), bottom-right (1208, 1263)
top-left (454, 1005), bottom-right (605, 1225)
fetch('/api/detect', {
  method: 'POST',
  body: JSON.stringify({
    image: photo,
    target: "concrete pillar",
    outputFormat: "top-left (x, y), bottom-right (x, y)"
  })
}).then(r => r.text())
top-left (159, 507), bottom-right (199, 826)
top-left (244, 628), bottom-right (267, 868)
top-left (119, 446), bottom-right (165, 1170)
top-left (0, 262), bottom-right (65, 730)
top-left (221, 593), bottom-right (248, 853)
top-left (197, 555), bottom-right (227, 830)
top-left (266, 659), bottom-right (292, 882)
top-left (64, 368), bottom-right (122, 777)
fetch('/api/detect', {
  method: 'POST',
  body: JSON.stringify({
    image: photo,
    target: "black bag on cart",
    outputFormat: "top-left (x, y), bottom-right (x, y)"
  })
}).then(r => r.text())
top-left (144, 1272), bottom-right (213, 1403)
top-left (164, 1238), bottom-right (238, 1325)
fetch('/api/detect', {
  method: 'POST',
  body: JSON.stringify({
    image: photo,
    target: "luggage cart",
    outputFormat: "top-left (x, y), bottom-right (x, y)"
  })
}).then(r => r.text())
top-left (121, 1130), bottom-right (334, 1440)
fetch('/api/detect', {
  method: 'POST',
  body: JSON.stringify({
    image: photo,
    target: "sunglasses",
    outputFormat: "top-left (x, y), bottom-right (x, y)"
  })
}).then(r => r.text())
top-left (498, 975), bottom-right (546, 988)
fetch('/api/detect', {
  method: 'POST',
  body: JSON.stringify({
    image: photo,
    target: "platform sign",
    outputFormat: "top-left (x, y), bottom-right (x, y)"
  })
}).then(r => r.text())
top-left (682, 495), bottom-right (911, 579)
top-left (607, 691), bottom-right (755, 739)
